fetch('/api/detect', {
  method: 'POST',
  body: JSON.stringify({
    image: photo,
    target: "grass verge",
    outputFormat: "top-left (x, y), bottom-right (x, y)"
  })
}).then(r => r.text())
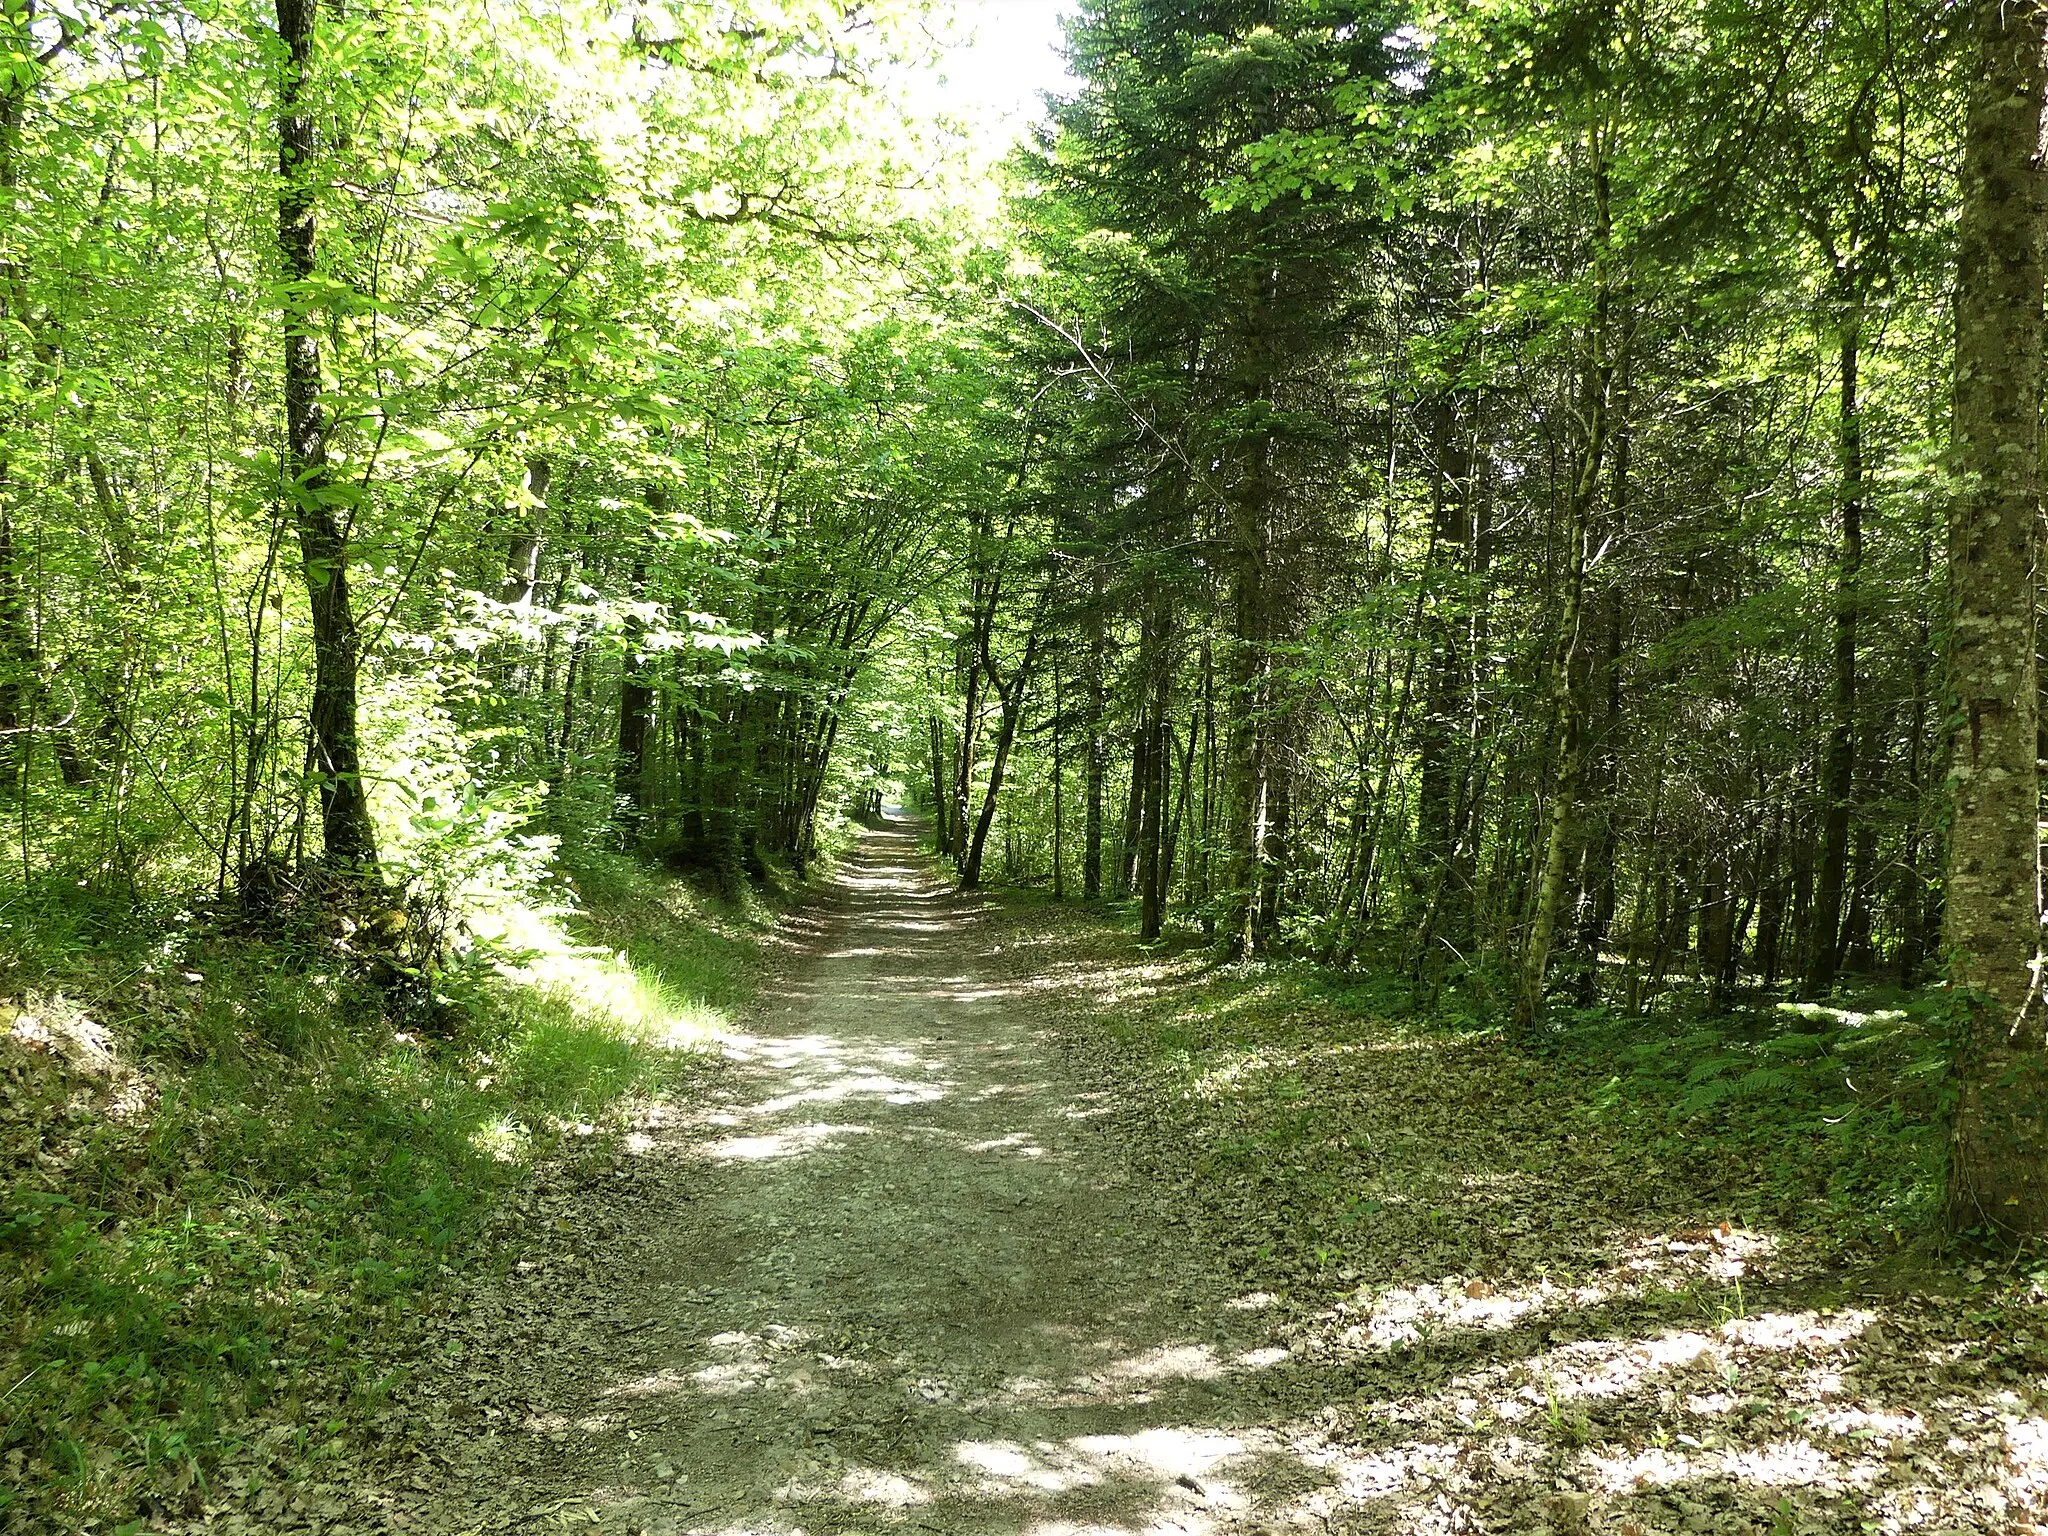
top-left (0, 849), bottom-right (774, 1532)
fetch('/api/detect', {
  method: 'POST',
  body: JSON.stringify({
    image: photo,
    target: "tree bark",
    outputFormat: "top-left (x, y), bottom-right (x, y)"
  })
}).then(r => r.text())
top-left (1083, 600), bottom-right (1105, 899)
top-left (1165, 707), bottom-right (1196, 910)
top-left (1701, 850), bottom-right (1735, 1014)
top-left (1139, 600), bottom-right (1172, 940)
top-left (1051, 654), bottom-right (1065, 899)
top-left (0, 26), bottom-right (43, 799)
top-left (1900, 547), bottom-right (1934, 983)
top-left (1116, 699), bottom-right (1147, 902)
top-left (961, 617), bottom-right (1042, 889)
top-left (1572, 393), bottom-right (1629, 1004)
top-left (1516, 132), bottom-right (1618, 1032)
top-left (0, 503), bottom-right (28, 795)
top-left (499, 456), bottom-right (552, 607)
top-left (1413, 394), bottom-right (1468, 920)
top-left (1223, 484), bottom-right (1277, 954)
top-left (952, 635), bottom-right (983, 874)
top-left (928, 710), bottom-right (951, 854)
top-left (1807, 315), bottom-right (1862, 995)
top-left (1223, 282), bottom-right (1285, 958)
top-left (1944, 0), bottom-right (2048, 1244)
top-left (614, 558), bottom-right (652, 833)
top-left (1755, 799), bottom-right (1788, 985)
top-left (276, 0), bottom-right (376, 871)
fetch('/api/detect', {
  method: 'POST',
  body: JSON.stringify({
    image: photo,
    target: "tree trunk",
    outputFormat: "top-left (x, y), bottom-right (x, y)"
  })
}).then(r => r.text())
top-left (1755, 802), bottom-right (1789, 985)
top-left (1223, 524), bottom-right (1273, 954)
top-left (557, 636), bottom-right (587, 781)
top-left (1944, 0), bottom-right (2048, 1243)
top-left (1414, 394), bottom-right (1469, 915)
top-left (276, 0), bottom-right (376, 871)
top-left (1139, 602), bottom-right (1172, 941)
top-left (1620, 749), bottom-right (1667, 1011)
top-left (1164, 707), bottom-right (1196, 911)
top-left (0, 504), bottom-right (28, 795)
top-left (1843, 812), bottom-right (1877, 972)
top-left (0, 35), bottom-right (52, 803)
top-left (1573, 411), bottom-right (1629, 1004)
top-left (678, 657), bottom-right (705, 850)
top-left (1051, 655), bottom-right (1065, 899)
top-left (1117, 703), bottom-right (1147, 901)
top-left (1516, 133), bottom-right (1618, 1032)
top-left (952, 642), bottom-right (983, 875)
top-left (1900, 553), bottom-right (1933, 983)
top-left (1701, 850), bottom-right (1734, 1015)
top-left (499, 456), bottom-right (551, 607)
top-left (1807, 316), bottom-right (1862, 995)
top-left (614, 559), bottom-right (653, 833)
top-left (928, 711), bottom-right (951, 854)
top-left (1223, 288), bottom-right (1284, 958)
top-left (1139, 717), bottom-right (1165, 938)
top-left (1083, 600), bottom-right (1105, 899)
top-left (700, 681), bottom-right (746, 883)
top-left (1196, 633), bottom-right (1216, 931)
top-left (962, 654), bottom-right (1035, 889)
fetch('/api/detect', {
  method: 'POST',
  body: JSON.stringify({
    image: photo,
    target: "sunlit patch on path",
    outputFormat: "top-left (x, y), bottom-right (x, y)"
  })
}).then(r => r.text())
top-left (357, 820), bottom-right (2046, 1536)
top-left (398, 819), bottom-right (1324, 1535)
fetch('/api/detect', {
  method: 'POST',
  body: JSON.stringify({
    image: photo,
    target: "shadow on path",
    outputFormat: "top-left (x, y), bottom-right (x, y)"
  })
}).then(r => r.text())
top-left (417, 819), bottom-right (1323, 1535)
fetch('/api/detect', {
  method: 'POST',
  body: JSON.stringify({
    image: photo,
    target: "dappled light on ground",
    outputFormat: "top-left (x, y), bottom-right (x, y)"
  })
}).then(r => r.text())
top-left (369, 821), bottom-right (1324, 1535)
top-left (484, 890), bottom-right (733, 1052)
top-left (306, 822), bottom-right (2048, 1536)
top-left (990, 892), bottom-right (2048, 1533)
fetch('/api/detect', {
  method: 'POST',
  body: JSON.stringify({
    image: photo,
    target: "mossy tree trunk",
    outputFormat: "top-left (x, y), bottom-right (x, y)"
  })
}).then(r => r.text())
top-left (1944, 0), bottom-right (2048, 1244)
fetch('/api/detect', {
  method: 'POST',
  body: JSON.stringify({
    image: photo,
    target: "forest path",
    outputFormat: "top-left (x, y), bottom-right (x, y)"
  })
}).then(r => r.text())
top-left (414, 819), bottom-right (1325, 1536)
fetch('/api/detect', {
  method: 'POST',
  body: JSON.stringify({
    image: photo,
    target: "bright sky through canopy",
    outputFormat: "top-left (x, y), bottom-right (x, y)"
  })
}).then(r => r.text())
top-left (919, 1), bottom-right (1079, 151)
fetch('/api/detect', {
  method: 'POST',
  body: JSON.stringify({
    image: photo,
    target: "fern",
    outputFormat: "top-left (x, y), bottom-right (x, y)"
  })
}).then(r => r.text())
top-left (1679, 1065), bottom-right (1803, 1115)
top-left (1563, 997), bottom-right (1950, 1242)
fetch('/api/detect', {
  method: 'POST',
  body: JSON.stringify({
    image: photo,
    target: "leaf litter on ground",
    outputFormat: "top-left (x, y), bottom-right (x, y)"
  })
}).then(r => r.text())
top-left (994, 896), bottom-right (2048, 1535)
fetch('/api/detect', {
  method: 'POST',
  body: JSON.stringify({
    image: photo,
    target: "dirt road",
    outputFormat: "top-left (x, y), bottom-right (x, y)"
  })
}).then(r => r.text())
top-left (409, 821), bottom-right (1316, 1535)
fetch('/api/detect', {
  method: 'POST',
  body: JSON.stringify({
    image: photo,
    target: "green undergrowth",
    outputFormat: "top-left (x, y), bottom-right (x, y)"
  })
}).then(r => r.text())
top-left (1020, 898), bottom-right (1950, 1292)
top-left (0, 849), bottom-right (775, 1530)
top-left (1547, 995), bottom-right (1952, 1250)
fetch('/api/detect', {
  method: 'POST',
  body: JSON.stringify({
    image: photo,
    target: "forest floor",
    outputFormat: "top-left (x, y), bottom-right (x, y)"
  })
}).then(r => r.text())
top-left (167, 821), bottom-right (2048, 1536)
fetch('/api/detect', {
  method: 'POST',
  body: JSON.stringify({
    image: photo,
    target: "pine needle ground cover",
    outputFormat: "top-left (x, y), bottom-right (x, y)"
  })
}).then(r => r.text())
top-left (1004, 895), bottom-right (2048, 1534)
top-left (0, 854), bottom-right (773, 1532)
